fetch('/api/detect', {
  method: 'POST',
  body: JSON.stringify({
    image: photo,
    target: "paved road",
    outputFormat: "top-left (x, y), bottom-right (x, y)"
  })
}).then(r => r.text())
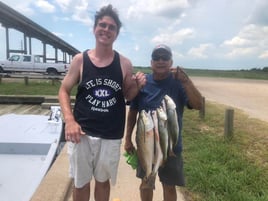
top-left (192, 77), bottom-right (268, 123)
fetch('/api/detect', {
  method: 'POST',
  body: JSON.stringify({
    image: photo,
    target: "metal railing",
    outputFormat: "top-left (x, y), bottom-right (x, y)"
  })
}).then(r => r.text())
top-left (0, 73), bottom-right (65, 85)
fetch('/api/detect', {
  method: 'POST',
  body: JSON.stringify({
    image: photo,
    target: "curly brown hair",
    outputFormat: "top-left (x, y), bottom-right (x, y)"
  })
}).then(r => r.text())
top-left (94, 4), bottom-right (122, 35)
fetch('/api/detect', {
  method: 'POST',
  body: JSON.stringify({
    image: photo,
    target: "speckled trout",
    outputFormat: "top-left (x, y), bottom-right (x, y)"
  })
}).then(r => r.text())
top-left (164, 95), bottom-right (179, 156)
top-left (136, 110), bottom-right (154, 189)
top-left (156, 106), bottom-right (169, 163)
top-left (147, 110), bottom-right (164, 189)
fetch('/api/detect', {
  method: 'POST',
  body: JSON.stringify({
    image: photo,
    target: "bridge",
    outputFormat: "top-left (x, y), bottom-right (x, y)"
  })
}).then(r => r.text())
top-left (0, 1), bottom-right (80, 63)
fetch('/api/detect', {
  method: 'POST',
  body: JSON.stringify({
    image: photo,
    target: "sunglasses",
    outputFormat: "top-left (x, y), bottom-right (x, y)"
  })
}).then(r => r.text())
top-left (152, 54), bottom-right (171, 61)
top-left (98, 22), bottom-right (117, 32)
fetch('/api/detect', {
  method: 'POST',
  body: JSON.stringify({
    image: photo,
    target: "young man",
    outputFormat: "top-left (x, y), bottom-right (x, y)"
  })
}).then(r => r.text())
top-left (124, 44), bottom-right (203, 201)
top-left (58, 5), bottom-right (146, 201)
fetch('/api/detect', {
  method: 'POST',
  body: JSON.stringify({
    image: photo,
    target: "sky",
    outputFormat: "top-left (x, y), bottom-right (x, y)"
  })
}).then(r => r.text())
top-left (0, 0), bottom-right (268, 70)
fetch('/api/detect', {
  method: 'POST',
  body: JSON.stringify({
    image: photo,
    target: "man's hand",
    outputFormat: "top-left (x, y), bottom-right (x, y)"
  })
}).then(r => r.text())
top-left (170, 66), bottom-right (189, 83)
top-left (171, 66), bottom-right (203, 110)
top-left (124, 139), bottom-right (136, 154)
top-left (133, 71), bottom-right (146, 90)
top-left (65, 120), bottom-right (86, 143)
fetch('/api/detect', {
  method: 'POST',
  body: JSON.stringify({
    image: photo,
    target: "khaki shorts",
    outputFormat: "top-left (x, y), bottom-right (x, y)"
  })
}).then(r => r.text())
top-left (68, 135), bottom-right (121, 188)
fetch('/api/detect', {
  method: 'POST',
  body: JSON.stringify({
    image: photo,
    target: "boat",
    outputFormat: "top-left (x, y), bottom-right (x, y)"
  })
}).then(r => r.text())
top-left (0, 106), bottom-right (63, 201)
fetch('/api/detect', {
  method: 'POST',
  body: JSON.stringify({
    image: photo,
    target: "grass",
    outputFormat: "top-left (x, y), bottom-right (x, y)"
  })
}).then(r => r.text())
top-left (182, 103), bottom-right (268, 201)
top-left (133, 67), bottom-right (268, 80)
top-left (183, 69), bottom-right (268, 80)
top-left (0, 79), bottom-right (77, 95)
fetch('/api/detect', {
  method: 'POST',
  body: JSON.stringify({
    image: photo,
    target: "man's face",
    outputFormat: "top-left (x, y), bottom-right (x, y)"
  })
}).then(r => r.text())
top-left (151, 50), bottom-right (173, 75)
top-left (94, 16), bottom-right (118, 46)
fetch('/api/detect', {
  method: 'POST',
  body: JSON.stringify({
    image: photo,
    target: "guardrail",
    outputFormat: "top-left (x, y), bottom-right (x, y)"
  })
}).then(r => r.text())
top-left (0, 73), bottom-right (65, 85)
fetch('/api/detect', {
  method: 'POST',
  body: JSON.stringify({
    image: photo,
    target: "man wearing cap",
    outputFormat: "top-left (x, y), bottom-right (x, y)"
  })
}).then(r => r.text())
top-left (124, 44), bottom-right (203, 201)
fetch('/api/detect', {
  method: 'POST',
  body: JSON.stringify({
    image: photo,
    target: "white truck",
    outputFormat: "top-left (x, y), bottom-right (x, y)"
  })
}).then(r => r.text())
top-left (0, 54), bottom-right (69, 75)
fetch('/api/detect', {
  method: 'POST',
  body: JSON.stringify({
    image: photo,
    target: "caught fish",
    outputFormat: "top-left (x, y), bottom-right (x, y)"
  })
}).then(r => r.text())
top-left (135, 98), bottom-right (179, 189)
top-left (149, 110), bottom-right (164, 189)
top-left (136, 110), bottom-right (154, 189)
top-left (164, 95), bottom-right (179, 156)
top-left (156, 106), bottom-right (169, 163)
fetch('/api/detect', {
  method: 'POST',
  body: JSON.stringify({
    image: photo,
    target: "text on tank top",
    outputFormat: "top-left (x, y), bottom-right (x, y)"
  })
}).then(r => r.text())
top-left (73, 50), bottom-right (126, 139)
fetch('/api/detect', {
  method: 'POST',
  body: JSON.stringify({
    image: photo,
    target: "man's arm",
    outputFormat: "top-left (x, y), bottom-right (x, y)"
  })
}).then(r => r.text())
top-left (58, 53), bottom-right (85, 143)
top-left (120, 55), bottom-right (146, 101)
top-left (171, 66), bottom-right (203, 110)
top-left (124, 108), bottom-right (138, 154)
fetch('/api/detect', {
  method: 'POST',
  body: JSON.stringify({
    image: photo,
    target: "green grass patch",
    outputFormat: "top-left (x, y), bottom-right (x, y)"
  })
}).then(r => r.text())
top-left (0, 80), bottom-right (77, 95)
top-left (182, 103), bottom-right (268, 201)
top-left (133, 67), bottom-right (268, 80)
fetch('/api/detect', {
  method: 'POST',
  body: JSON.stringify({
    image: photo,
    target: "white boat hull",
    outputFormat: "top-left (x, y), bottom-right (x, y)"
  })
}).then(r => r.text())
top-left (0, 113), bottom-right (63, 201)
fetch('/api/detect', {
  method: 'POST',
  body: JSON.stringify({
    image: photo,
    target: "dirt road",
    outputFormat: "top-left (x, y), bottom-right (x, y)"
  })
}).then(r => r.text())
top-left (192, 77), bottom-right (268, 123)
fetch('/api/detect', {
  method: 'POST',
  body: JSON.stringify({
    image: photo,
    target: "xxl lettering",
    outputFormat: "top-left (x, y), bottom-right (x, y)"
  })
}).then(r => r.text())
top-left (95, 89), bottom-right (110, 97)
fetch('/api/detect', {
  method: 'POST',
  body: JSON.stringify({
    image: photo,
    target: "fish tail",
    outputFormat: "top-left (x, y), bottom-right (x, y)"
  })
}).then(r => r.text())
top-left (140, 174), bottom-right (156, 190)
top-left (161, 158), bottom-right (168, 167)
top-left (168, 149), bottom-right (176, 157)
top-left (147, 173), bottom-right (156, 189)
top-left (140, 182), bottom-right (152, 190)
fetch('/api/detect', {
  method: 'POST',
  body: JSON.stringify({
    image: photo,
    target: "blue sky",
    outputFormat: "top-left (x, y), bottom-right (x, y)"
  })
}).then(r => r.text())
top-left (1, 0), bottom-right (268, 70)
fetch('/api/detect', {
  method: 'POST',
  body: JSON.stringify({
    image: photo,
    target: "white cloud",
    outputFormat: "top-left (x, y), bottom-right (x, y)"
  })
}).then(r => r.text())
top-left (188, 43), bottom-right (214, 59)
top-left (223, 37), bottom-right (251, 47)
top-left (221, 23), bottom-right (268, 60)
top-left (51, 31), bottom-right (73, 39)
top-left (127, 0), bottom-right (189, 19)
top-left (54, 0), bottom-right (73, 12)
top-left (152, 28), bottom-right (194, 45)
top-left (34, 0), bottom-right (55, 13)
top-left (71, 12), bottom-right (92, 26)
top-left (68, 33), bottom-right (74, 38)
top-left (259, 50), bottom-right (268, 59)
top-left (3, 0), bottom-right (35, 16)
top-left (54, 0), bottom-right (92, 25)
top-left (52, 32), bottom-right (64, 37)
top-left (134, 44), bottom-right (140, 51)
top-left (1, 0), bottom-right (268, 69)
top-left (239, 24), bottom-right (268, 41)
top-left (225, 47), bottom-right (257, 58)
top-left (53, 16), bottom-right (71, 22)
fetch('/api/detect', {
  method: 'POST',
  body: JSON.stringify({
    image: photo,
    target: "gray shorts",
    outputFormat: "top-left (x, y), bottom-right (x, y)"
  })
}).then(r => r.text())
top-left (137, 154), bottom-right (185, 186)
top-left (68, 135), bottom-right (121, 188)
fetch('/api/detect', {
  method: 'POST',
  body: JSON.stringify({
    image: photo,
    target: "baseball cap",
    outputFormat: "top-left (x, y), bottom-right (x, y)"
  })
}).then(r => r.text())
top-left (152, 44), bottom-right (172, 57)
